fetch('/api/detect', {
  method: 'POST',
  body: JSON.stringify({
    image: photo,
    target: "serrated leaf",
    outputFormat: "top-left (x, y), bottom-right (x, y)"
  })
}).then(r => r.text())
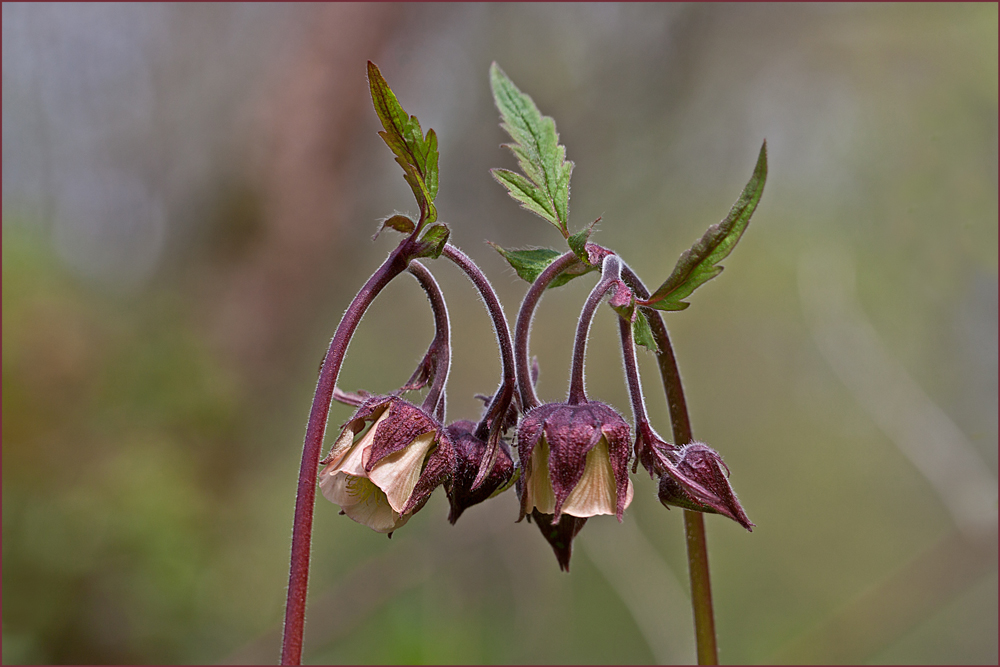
top-left (368, 61), bottom-right (439, 225)
top-left (641, 141), bottom-right (767, 311)
top-left (415, 223), bottom-right (450, 259)
top-left (567, 217), bottom-right (599, 264)
top-left (633, 309), bottom-right (659, 353)
top-left (491, 169), bottom-right (559, 222)
top-left (490, 63), bottom-right (574, 236)
top-left (488, 244), bottom-right (595, 288)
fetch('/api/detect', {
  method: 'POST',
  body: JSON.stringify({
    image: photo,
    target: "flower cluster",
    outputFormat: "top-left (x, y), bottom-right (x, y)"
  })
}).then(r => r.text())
top-left (283, 61), bottom-right (767, 665)
top-left (282, 62), bottom-right (767, 664)
top-left (314, 246), bottom-right (753, 570)
top-left (302, 60), bottom-right (761, 573)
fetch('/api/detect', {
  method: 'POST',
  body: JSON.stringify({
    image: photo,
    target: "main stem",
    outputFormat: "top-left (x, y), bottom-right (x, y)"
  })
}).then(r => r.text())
top-left (281, 244), bottom-right (410, 665)
top-left (621, 264), bottom-right (719, 665)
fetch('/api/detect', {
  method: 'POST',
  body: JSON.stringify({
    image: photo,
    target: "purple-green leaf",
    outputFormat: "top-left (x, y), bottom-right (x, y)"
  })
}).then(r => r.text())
top-left (567, 217), bottom-right (599, 264)
top-left (368, 61), bottom-right (439, 226)
top-left (373, 214), bottom-right (416, 240)
top-left (415, 223), bottom-right (450, 259)
top-left (641, 141), bottom-right (767, 311)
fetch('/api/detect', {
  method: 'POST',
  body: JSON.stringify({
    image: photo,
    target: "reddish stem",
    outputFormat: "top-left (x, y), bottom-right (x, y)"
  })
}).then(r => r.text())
top-left (407, 261), bottom-right (450, 418)
top-left (441, 244), bottom-right (515, 441)
top-left (620, 263), bottom-right (719, 665)
top-left (567, 254), bottom-right (622, 405)
top-left (281, 243), bottom-right (411, 665)
top-left (513, 251), bottom-right (582, 410)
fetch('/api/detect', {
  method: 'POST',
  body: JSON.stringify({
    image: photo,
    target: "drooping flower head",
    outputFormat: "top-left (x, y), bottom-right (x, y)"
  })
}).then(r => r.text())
top-left (517, 401), bottom-right (634, 525)
top-left (638, 431), bottom-right (753, 531)
top-left (443, 419), bottom-right (515, 524)
top-left (319, 395), bottom-right (453, 535)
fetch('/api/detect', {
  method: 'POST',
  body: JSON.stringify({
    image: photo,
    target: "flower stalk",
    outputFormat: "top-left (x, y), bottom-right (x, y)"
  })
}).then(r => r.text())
top-left (440, 244), bottom-right (517, 486)
top-left (621, 263), bottom-right (719, 665)
top-left (281, 241), bottom-right (414, 666)
top-left (406, 260), bottom-right (450, 420)
top-left (567, 254), bottom-right (626, 405)
top-left (513, 251), bottom-right (582, 410)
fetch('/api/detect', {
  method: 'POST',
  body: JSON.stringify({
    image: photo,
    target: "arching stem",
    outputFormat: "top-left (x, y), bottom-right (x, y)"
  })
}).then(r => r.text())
top-left (407, 261), bottom-right (450, 420)
top-left (513, 251), bottom-right (582, 410)
top-left (281, 243), bottom-right (412, 665)
top-left (567, 254), bottom-right (623, 405)
top-left (440, 244), bottom-right (515, 439)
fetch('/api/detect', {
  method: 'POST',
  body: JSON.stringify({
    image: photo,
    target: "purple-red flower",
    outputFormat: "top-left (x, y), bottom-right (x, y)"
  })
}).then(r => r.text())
top-left (645, 436), bottom-right (754, 531)
top-left (517, 401), bottom-right (634, 524)
top-left (444, 419), bottom-right (515, 524)
top-left (318, 396), bottom-right (452, 534)
top-left (528, 509), bottom-right (588, 572)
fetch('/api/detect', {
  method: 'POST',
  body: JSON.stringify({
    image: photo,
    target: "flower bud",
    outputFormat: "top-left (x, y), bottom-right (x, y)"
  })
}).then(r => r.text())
top-left (517, 401), bottom-right (634, 524)
top-left (444, 420), bottom-right (515, 524)
top-left (657, 443), bottom-right (754, 531)
top-left (318, 396), bottom-right (451, 535)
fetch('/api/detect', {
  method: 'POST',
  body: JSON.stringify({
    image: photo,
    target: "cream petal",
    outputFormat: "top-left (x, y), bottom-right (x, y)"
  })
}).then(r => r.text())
top-left (561, 437), bottom-right (632, 518)
top-left (339, 478), bottom-right (411, 533)
top-left (368, 431), bottom-right (437, 513)
top-left (325, 410), bottom-right (392, 478)
top-left (319, 469), bottom-right (374, 508)
top-left (526, 439), bottom-right (556, 514)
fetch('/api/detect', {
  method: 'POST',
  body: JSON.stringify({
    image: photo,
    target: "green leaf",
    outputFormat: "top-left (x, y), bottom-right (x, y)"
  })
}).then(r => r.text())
top-left (633, 309), bottom-right (659, 353)
top-left (415, 223), bottom-right (450, 259)
top-left (491, 169), bottom-right (559, 223)
top-left (567, 217), bottom-right (599, 264)
top-left (368, 61), bottom-right (439, 225)
top-left (373, 214), bottom-right (416, 240)
top-left (489, 63), bottom-right (574, 236)
top-left (488, 244), bottom-right (595, 288)
top-left (641, 141), bottom-right (767, 311)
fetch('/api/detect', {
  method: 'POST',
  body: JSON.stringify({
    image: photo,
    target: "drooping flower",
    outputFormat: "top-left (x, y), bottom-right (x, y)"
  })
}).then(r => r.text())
top-left (443, 420), bottom-right (515, 524)
top-left (639, 431), bottom-right (754, 531)
top-left (517, 401), bottom-right (634, 524)
top-left (319, 396), bottom-right (452, 535)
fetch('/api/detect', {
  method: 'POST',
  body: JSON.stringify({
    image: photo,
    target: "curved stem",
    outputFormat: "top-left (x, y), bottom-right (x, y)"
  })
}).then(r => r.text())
top-left (617, 308), bottom-right (650, 431)
top-left (620, 263), bottom-right (718, 665)
top-left (620, 265), bottom-right (691, 443)
top-left (281, 244), bottom-right (411, 666)
top-left (513, 251), bottom-right (582, 410)
top-left (407, 261), bottom-right (450, 419)
top-left (441, 244), bottom-right (515, 439)
top-left (567, 254), bottom-right (622, 405)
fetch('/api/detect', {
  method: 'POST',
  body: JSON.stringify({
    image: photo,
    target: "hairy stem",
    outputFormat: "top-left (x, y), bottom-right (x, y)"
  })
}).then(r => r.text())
top-left (567, 254), bottom-right (622, 405)
top-left (281, 244), bottom-right (411, 665)
top-left (513, 251), bottom-right (582, 410)
top-left (617, 311), bottom-right (650, 434)
top-left (408, 261), bottom-right (450, 419)
top-left (620, 263), bottom-right (718, 665)
top-left (441, 244), bottom-right (515, 439)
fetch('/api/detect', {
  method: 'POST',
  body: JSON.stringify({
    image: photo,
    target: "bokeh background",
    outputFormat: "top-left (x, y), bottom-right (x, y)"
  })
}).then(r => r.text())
top-left (3, 3), bottom-right (997, 664)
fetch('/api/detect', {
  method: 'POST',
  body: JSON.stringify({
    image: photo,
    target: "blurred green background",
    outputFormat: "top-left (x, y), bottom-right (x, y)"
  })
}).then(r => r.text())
top-left (3, 3), bottom-right (996, 664)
